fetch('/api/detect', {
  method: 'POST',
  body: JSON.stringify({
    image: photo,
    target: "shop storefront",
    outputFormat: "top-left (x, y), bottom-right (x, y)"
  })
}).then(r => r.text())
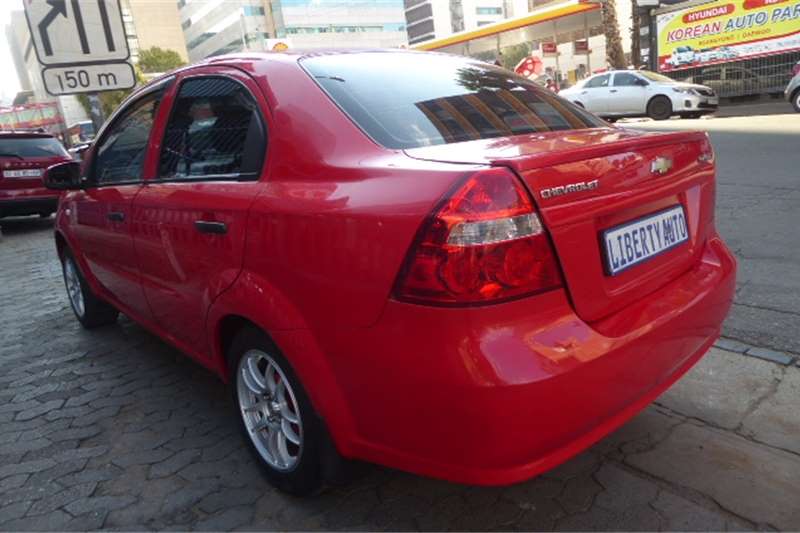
top-left (653, 0), bottom-right (800, 97)
top-left (411, 0), bottom-right (605, 89)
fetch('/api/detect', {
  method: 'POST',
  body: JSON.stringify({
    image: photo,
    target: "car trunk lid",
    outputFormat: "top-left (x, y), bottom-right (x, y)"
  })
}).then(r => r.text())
top-left (404, 127), bottom-right (716, 322)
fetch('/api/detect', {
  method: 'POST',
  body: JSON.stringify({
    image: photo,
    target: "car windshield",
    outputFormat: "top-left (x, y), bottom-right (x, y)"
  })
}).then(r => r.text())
top-left (301, 52), bottom-right (604, 149)
top-left (639, 71), bottom-right (678, 84)
top-left (0, 137), bottom-right (68, 158)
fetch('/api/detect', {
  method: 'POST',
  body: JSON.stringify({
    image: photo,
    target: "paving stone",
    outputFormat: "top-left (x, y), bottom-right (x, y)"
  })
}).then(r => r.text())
top-left (0, 458), bottom-right (56, 479)
top-left (714, 338), bottom-right (751, 353)
top-left (27, 482), bottom-right (97, 516)
top-left (197, 487), bottom-right (262, 514)
top-left (657, 347), bottom-right (781, 429)
top-left (651, 489), bottom-right (749, 530)
top-left (746, 346), bottom-right (795, 365)
top-left (627, 422), bottom-right (800, 529)
top-left (0, 500), bottom-right (33, 524)
top-left (112, 449), bottom-right (174, 468)
top-left (0, 509), bottom-right (72, 530)
top-left (149, 449), bottom-right (201, 479)
top-left (0, 437), bottom-right (51, 455)
top-left (63, 495), bottom-right (137, 517)
top-left (194, 506), bottom-right (254, 531)
top-left (14, 399), bottom-right (65, 421)
top-left (741, 366), bottom-right (800, 455)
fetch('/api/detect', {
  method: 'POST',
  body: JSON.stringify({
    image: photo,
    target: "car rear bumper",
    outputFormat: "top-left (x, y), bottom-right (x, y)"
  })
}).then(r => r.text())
top-left (0, 193), bottom-right (59, 217)
top-left (319, 236), bottom-right (735, 485)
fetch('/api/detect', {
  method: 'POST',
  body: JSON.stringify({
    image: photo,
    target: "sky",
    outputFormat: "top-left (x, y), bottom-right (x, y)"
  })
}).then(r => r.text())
top-left (0, 0), bottom-right (24, 105)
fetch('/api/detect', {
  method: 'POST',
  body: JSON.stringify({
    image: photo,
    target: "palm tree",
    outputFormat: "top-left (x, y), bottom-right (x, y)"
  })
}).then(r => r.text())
top-left (631, 0), bottom-right (642, 68)
top-left (602, 0), bottom-right (627, 69)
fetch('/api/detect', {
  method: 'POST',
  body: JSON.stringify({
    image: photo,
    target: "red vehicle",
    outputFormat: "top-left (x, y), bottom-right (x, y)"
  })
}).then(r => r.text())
top-left (0, 131), bottom-right (71, 219)
top-left (44, 50), bottom-right (736, 495)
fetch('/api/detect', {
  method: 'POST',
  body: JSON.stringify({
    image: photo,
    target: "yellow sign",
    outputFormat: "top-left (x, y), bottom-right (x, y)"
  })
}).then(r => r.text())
top-left (656, 0), bottom-right (800, 71)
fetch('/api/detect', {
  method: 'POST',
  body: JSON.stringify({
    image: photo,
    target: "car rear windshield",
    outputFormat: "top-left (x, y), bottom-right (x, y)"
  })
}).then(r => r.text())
top-left (301, 52), bottom-right (604, 149)
top-left (0, 137), bottom-right (68, 158)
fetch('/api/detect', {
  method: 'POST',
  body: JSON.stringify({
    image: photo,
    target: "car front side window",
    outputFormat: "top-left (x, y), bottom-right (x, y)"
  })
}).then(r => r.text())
top-left (159, 77), bottom-right (265, 181)
top-left (91, 92), bottom-right (162, 186)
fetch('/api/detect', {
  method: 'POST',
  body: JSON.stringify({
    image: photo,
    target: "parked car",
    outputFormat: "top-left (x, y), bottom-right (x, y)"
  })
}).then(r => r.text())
top-left (792, 60), bottom-right (800, 77)
top-left (45, 50), bottom-right (736, 495)
top-left (558, 70), bottom-right (718, 120)
top-left (786, 73), bottom-right (800, 112)
top-left (0, 130), bottom-right (71, 219)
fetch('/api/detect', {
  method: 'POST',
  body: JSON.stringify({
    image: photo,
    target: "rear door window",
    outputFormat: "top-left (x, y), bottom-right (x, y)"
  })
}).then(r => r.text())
top-left (0, 137), bottom-right (68, 159)
top-left (158, 77), bottom-right (265, 180)
top-left (301, 52), bottom-right (603, 149)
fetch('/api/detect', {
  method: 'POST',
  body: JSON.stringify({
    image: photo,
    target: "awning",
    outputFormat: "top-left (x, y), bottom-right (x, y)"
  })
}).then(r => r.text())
top-left (411, 0), bottom-right (603, 53)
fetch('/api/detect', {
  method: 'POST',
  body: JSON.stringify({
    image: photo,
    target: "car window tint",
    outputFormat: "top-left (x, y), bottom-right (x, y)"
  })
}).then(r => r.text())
top-left (302, 53), bottom-right (604, 150)
top-left (613, 73), bottom-right (640, 87)
top-left (0, 137), bottom-right (68, 158)
top-left (584, 74), bottom-right (610, 88)
top-left (92, 92), bottom-right (161, 185)
top-left (159, 77), bottom-right (264, 180)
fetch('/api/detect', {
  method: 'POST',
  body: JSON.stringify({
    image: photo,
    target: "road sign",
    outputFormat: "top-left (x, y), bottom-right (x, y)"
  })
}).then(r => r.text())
top-left (24, 0), bottom-right (135, 95)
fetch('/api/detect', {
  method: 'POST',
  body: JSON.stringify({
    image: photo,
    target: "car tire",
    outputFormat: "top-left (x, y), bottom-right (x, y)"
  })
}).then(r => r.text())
top-left (229, 326), bottom-right (334, 496)
top-left (647, 96), bottom-right (673, 120)
top-left (61, 250), bottom-right (119, 328)
top-left (792, 89), bottom-right (800, 113)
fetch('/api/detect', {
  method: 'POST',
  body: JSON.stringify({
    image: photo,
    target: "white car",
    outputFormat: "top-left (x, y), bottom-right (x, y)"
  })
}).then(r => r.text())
top-left (558, 70), bottom-right (719, 121)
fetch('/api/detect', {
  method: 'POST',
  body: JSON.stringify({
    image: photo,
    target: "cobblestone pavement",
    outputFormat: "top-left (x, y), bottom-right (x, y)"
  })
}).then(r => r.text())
top-left (1, 218), bottom-right (799, 531)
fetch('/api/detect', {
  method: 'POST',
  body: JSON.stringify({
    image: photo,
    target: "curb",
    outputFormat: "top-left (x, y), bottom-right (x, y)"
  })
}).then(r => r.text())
top-left (715, 337), bottom-right (798, 367)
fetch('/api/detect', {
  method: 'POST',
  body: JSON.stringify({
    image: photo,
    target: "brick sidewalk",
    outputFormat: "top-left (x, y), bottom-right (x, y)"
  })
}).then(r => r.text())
top-left (1, 217), bottom-right (798, 530)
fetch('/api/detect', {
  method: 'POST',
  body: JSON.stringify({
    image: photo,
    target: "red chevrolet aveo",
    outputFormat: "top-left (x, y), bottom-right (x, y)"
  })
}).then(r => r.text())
top-left (45, 50), bottom-right (735, 495)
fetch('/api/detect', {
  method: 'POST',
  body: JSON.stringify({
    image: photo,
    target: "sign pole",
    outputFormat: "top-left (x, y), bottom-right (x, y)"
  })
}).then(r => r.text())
top-left (87, 93), bottom-right (105, 133)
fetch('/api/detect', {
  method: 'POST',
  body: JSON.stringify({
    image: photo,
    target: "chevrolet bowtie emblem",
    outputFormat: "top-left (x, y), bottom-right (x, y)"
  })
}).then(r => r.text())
top-left (651, 156), bottom-right (673, 175)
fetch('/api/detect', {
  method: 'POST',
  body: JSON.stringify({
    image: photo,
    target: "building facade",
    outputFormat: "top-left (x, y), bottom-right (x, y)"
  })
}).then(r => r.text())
top-left (404, 0), bottom-right (531, 45)
top-left (179, 0), bottom-right (407, 62)
top-left (124, 0), bottom-right (190, 63)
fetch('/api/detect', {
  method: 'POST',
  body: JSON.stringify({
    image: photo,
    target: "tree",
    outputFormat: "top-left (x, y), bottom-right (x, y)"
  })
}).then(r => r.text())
top-left (138, 46), bottom-right (186, 74)
top-left (76, 67), bottom-right (146, 119)
top-left (631, 0), bottom-right (641, 68)
top-left (602, 0), bottom-right (627, 69)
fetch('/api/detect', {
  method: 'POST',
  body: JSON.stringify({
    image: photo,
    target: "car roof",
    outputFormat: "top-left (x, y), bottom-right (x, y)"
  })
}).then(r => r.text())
top-left (0, 130), bottom-right (54, 139)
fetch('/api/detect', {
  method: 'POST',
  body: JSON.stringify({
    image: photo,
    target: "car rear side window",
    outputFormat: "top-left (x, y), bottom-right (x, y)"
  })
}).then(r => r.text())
top-left (0, 137), bottom-right (68, 158)
top-left (584, 74), bottom-right (610, 88)
top-left (301, 52), bottom-right (603, 150)
top-left (159, 77), bottom-right (265, 180)
top-left (92, 91), bottom-right (162, 185)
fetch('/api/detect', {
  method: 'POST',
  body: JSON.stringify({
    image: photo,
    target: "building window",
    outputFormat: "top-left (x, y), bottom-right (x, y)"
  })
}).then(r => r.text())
top-left (242, 6), bottom-right (265, 16)
top-left (476, 7), bottom-right (503, 15)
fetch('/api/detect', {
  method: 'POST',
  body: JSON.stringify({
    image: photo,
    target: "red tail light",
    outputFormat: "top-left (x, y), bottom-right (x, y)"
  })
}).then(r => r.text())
top-left (394, 168), bottom-right (563, 305)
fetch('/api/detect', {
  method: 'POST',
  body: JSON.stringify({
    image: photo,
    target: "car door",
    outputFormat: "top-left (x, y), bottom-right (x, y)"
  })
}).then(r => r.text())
top-left (577, 74), bottom-right (611, 114)
top-left (607, 72), bottom-right (649, 114)
top-left (132, 67), bottom-right (267, 357)
top-left (68, 82), bottom-right (169, 320)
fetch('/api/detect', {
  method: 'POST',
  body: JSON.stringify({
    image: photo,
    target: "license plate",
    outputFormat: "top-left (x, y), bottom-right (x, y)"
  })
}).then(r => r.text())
top-left (3, 169), bottom-right (42, 178)
top-left (602, 205), bottom-right (689, 276)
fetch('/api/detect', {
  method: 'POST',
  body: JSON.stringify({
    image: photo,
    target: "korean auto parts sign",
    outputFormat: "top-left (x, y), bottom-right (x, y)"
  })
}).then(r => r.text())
top-left (656, 0), bottom-right (800, 71)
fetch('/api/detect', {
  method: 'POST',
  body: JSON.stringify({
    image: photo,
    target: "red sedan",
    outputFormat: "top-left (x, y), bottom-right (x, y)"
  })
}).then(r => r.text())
top-left (0, 131), bottom-right (71, 219)
top-left (44, 50), bottom-right (736, 495)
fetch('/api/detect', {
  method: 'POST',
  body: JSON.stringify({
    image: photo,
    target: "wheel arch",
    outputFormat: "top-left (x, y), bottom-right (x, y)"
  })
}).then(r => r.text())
top-left (208, 273), bottom-right (358, 456)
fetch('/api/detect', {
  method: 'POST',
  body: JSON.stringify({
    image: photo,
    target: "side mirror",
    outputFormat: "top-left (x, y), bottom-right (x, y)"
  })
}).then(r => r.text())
top-left (43, 161), bottom-right (83, 190)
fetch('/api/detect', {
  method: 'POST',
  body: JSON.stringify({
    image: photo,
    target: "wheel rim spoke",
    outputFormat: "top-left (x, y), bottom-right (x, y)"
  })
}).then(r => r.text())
top-left (281, 418), bottom-right (301, 445)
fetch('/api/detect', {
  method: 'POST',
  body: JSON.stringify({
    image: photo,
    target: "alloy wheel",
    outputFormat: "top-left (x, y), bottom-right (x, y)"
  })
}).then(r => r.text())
top-left (64, 258), bottom-right (85, 318)
top-left (236, 349), bottom-right (303, 471)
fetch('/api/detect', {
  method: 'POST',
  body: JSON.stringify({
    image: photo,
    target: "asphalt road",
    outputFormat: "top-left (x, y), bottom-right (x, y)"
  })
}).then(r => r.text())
top-left (628, 111), bottom-right (800, 355)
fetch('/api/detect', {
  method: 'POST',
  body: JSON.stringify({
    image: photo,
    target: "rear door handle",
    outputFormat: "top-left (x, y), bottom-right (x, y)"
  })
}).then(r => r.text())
top-left (107, 212), bottom-right (125, 222)
top-left (194, 220), bottom-right (227, 234)
top-left (609, 89), bottom-right (618, 93)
